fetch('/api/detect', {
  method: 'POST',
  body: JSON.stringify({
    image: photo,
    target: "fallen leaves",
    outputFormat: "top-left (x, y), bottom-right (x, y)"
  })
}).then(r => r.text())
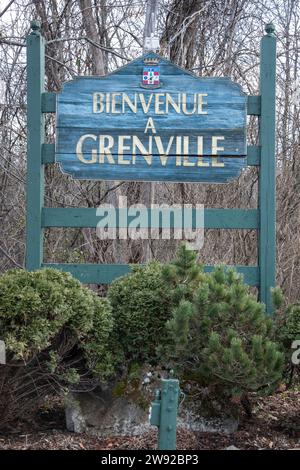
top-left (0, 389), bottom-right (298, 450)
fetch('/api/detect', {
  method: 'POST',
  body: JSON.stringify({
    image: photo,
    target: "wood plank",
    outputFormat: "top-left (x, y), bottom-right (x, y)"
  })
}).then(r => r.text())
top-left (55, 52), bottom-right (247, 183)
top-left (42, 207), bottom-right (258, 229)
top-left (56, 154), bottom-right (246, 183)
top-left (42, 92), bottom-right (56, 113)
top-left (43, 143), bottom-right (260, 167)
top-left (42, 263), bottom-right (131, 284)
top-left (204, 265), bottom-right (259, 286)
top-left (247, 95), bottom-right (261, 115)
top-left (57, 128), bottom-right (246, 156)
top-left (204, 209), bottom-right (258, 229)
top-left (259, 25), bottom-right (276, 314)
top-left (42, 143), bottom-right (55, 164)
top-left (42, 262), bottom-right (259, 286)
top-left (26, 23), bottom-right (45, 271)
top-left (247, 145), bottom-right (260, 166)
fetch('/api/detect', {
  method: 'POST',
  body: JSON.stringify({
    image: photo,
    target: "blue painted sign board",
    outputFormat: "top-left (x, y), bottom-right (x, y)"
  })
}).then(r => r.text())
top-left (56, 52), bottom-right (247, 183)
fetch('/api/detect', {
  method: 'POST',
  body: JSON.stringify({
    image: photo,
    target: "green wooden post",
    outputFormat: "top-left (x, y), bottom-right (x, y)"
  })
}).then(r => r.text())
top-left (259, 23), bottom-right (276, 314)
top-left (26, 20), bottom-right (45, 271)
top-left (158, 379), bottom-right (179, 450)
top-left (150, 378), bottom-right (179, 450)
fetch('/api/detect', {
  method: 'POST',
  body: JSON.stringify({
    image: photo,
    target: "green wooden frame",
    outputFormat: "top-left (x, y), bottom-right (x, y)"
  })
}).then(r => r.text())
top-left (26, 21), bottom-right (276, 313)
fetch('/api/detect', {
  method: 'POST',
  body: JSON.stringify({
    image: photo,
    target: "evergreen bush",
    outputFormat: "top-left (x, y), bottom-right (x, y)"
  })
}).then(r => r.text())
top-left (107, 262), bottom-right (171, 364)
top-left (0, 268), bottom-right (114, 428)
top-left (275, 302), bottom-right (300, 384)
top-left (277, 304), bottom-right (300, 351)
top-left (163, 246), bottom-right (284, 399)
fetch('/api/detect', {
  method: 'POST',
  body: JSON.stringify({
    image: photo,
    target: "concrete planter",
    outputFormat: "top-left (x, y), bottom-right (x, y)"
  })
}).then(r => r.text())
top-left (65, 368), bottom-right (238, 436)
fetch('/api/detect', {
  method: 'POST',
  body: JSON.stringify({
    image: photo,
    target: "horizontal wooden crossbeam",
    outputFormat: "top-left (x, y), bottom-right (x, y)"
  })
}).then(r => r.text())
top-left (42, 263), bottom-right (259, 286)
top-left (246, 145), bottom-right (260, 165)
top-left (42, 207), bottom-right (258, 229)
top-left (247, 95), bottom-right (261, 115)
top-left (41, 92), bottom-right (56, 113)
top-left (41, 143), bottom-right (55, 163)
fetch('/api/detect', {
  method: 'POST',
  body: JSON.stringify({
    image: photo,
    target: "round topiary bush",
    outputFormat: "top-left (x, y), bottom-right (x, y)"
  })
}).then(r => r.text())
top-left (0, 268), bottom-right (114, 428)
top-left (107, 262), bottom-right (172, 364)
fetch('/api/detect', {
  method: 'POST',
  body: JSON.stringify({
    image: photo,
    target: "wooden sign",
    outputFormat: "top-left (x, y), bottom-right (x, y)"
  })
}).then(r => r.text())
top-left (56, 53), bottom-right (247, 183)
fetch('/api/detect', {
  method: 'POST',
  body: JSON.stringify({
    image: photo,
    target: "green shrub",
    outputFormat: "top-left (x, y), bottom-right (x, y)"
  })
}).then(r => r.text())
top-left (162, 243), bottom-right (205, 304)
top-left (0, 268), bottom-right (113, 377)
top-left (162, 247), bottom-right (284, 399)
top-left (107, 262), bottom-right (171, 364)
top-left (0, 268), bottom-right (114, 428)
top-left (277, 304), bottom-right (300, 351)
top-left (276, 303), bottom-right (300, 383)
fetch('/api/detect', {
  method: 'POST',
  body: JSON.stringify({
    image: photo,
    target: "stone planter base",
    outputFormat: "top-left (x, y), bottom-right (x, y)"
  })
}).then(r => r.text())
top-left (65, 388), bottom-right (238, 436)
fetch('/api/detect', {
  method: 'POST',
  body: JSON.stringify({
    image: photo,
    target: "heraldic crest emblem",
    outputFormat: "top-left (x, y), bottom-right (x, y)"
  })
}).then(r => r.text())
top-left (140, 56), bottom-right (161, 89)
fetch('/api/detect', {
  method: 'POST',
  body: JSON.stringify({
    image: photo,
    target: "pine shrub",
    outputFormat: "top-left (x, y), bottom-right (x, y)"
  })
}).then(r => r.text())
top-left (163, 247), bottom-right (284, 398)
top-left (162, 243), bottom-right (205, 304)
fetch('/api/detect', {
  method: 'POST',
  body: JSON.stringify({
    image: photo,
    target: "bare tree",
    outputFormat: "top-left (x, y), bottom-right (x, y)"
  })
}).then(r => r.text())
top-left (0, 0), bottom-right (299, 303)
